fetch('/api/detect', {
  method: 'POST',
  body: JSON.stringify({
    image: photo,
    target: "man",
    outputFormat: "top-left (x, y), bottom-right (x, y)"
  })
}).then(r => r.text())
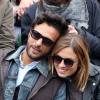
top-left (0, 12), bottom-right (68, 100)
top-left (0, 0), bottom-right (15, 62)
top-left (21, 0), bottom-right (100, 66)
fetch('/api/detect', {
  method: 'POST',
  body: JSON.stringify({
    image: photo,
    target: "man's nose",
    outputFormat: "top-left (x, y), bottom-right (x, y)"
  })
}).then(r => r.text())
top-left (36, 38), bottom-right (43, 46)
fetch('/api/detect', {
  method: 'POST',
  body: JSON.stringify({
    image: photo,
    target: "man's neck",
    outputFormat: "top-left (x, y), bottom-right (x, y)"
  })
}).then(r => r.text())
top-left (21, 50), bottom-right (33, 66)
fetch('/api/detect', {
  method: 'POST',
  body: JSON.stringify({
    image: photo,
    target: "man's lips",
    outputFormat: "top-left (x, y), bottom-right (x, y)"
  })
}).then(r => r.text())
top-left (31, 46), bottom-right (41, 53)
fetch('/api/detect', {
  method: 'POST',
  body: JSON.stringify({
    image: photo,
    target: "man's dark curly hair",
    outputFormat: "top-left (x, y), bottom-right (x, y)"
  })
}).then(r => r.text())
top-left (32, 12), bottom-right (69, 36)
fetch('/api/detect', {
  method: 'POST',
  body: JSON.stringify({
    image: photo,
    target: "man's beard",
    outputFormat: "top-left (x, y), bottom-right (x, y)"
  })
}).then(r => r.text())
top-left (26, 44), bottom-right (50, 61)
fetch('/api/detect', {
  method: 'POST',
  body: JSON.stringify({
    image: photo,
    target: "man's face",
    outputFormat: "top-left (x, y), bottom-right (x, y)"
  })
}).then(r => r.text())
top-left (26, 23), bottom-right (60, 61)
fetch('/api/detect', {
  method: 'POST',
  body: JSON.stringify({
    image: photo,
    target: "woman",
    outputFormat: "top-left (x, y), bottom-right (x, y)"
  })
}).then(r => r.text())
top-left (51, 33), bottom-right (100, 100)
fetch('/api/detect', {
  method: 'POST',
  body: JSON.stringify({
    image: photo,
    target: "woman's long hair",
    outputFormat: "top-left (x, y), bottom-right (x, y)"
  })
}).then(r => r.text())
top-left (51, 32), bottom-right (90, 91)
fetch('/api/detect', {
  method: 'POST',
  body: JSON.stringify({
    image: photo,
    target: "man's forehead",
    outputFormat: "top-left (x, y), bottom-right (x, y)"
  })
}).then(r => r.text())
top-left (33, 23), bottom-right (60, 41)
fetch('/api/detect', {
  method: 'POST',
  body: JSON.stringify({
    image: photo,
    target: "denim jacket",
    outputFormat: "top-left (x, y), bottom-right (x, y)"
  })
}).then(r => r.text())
top-left (0, 46), bottom-right (66, 100)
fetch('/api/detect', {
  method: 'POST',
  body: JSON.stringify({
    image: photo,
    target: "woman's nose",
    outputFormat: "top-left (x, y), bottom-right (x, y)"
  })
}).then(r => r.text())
top-left (58, 60), bottom-right (66, 67)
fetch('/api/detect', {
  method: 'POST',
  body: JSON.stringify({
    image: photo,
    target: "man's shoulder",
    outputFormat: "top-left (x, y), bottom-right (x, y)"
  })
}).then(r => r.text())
top-left (5, 46), bottom-right (25, 61)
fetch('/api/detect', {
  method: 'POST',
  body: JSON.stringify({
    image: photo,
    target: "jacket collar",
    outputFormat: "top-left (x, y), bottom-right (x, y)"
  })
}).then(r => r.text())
top-left (36, 59), bottom-right (49, 77)
top-left (89, 63), bottom-right (100, 76)
top-left (5, 46), bottom-right (25, 60)
top-left (5, 45), bottom-right (49, 77)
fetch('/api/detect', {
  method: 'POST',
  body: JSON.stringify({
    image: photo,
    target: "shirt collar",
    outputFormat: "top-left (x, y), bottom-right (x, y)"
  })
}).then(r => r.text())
top-left (36, 59), bottom-right (49, 77)
top-left (19, 53), bottom-right (40, 69)
top-left (6, 46), bottom-right (49, 77)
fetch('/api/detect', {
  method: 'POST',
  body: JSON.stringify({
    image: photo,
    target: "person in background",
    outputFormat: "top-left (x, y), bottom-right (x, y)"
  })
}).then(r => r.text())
top-left (16, 0), bottom-right (39, 17)
top-left (10, 0), bottom-right (35, 47)
top-left (11, 0), bottom-right (32, 16)
top-left (10, 0), bottom-right (38, 42)
top-left (85, 0), bottom-right (100, 66)
top-left (51, 33), bottom-right (100, 100)
top-left (11, 0), bottom-right (39, 18)
top-left (0, 0), bottom-right (15, 63)
top-left (0, 12), bottom-right (68, 100)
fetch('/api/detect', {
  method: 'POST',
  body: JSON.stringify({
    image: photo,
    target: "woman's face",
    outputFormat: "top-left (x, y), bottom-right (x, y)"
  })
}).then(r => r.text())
top-left (53, 47), bottom-right (78, 78)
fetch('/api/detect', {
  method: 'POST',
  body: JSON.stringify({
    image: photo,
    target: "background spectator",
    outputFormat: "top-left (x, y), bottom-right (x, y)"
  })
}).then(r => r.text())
top-left (0, 0), bottom-right (15, 62)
